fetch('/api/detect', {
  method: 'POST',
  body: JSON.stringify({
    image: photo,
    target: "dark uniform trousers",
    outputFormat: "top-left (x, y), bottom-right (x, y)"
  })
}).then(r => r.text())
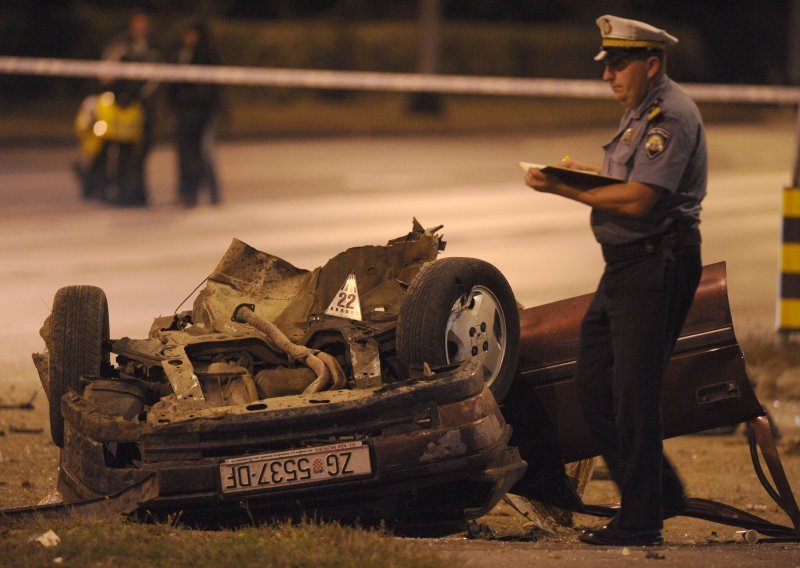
top-left (176, 107), bottom-right (215, 206)
top-left (574, 227), bottom-right (702, 530)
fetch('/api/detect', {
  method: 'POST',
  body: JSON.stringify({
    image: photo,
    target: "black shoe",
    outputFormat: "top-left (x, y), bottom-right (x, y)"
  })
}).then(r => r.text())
top-left (579, 525), bottom-right (663, 547)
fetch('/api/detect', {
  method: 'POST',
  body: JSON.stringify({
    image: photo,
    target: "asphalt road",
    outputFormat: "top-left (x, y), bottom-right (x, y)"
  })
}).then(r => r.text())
top-left (0, 121), bottom-right (793, 386)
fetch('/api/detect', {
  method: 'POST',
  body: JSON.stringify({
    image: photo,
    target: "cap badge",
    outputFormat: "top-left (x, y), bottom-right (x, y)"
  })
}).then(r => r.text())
top-left (601, 18), bottom-right (613, 36)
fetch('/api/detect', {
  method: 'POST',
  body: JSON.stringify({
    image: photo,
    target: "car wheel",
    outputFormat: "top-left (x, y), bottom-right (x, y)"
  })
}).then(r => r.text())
top-left (47, 285), bottom-right (110, 447)
top-left (397, 257), bottom-right (520, 402)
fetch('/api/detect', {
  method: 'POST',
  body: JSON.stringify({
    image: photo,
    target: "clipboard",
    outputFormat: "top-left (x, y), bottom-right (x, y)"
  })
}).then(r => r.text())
top-left (519, 161), bottom-right (622, 189)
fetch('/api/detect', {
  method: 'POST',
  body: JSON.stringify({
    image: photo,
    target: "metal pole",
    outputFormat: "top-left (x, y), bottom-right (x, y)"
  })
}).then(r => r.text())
top-left (418, 0), bottom-right (440, 75)
top-left (408, 0), bottom-right (444, 114)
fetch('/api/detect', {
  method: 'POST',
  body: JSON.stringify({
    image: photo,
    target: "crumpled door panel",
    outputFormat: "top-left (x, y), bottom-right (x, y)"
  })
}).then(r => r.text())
top-left (505, 262), bottom-right (762, 464)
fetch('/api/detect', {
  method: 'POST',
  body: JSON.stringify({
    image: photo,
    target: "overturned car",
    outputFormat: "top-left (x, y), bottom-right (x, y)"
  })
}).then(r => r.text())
top-left (16, 221), bottom-right (800, 536)
top-left (30, 220), bottom-right (525, 530)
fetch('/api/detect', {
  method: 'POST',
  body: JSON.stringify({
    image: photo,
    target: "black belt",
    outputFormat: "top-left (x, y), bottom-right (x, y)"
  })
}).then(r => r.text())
top-left (601, 225), bottom-right (700, 263)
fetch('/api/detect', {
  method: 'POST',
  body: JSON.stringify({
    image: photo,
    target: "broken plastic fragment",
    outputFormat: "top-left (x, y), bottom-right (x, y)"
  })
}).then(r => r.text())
top-left (33, 530), bottom-right (60, 548)
top-left (38, 491), bottom-right (63, 506)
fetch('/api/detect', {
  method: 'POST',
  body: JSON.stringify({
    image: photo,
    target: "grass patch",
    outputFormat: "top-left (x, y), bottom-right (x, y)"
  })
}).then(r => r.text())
top-left (1, 516), bottom-right (443, 568)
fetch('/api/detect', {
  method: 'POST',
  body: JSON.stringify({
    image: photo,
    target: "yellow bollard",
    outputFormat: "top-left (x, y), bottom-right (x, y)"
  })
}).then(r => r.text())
top-left (779, 187), bottom-right (800, 331)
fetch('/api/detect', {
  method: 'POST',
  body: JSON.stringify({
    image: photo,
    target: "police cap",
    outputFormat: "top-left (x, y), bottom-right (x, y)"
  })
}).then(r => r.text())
top-left (594, 15), bottom-right (678, 62)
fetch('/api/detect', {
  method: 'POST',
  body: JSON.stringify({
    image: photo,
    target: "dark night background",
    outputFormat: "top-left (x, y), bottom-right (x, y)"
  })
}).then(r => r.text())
top-left (0, 1), bottom-right (792, 83)
top-left (0, 0), bottom-right (796, 140)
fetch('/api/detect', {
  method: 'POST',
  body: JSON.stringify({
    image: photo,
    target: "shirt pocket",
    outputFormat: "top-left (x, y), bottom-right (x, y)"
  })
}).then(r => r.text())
top-left (603, 133), bottom-right (638, 180)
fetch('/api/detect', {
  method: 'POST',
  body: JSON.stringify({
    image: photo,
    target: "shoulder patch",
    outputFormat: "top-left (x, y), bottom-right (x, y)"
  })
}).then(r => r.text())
top-left (644, 127), bottom-right (671, 159)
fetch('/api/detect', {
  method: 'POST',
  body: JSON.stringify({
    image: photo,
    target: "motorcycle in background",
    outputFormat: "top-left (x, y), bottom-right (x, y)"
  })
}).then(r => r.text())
top-left (73, 90), bottom-right (143, 204)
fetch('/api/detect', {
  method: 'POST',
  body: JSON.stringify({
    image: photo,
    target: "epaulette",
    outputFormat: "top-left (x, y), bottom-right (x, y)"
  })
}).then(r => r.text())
top-left (647, 98), bottom-right (664, 123)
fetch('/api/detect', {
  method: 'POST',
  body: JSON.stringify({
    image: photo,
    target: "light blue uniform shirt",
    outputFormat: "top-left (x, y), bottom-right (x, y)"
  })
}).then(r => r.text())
top-left (592, 75), bottom-right (707, 245)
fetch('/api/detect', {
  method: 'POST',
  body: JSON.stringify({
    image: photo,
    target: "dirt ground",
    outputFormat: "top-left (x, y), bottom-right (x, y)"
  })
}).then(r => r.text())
top-left (2, 380), bottom-right (799, 567)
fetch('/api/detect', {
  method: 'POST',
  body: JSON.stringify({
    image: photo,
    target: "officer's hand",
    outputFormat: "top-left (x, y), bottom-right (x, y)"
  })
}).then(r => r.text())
top-left (524, 167), bottom-right (559, 193)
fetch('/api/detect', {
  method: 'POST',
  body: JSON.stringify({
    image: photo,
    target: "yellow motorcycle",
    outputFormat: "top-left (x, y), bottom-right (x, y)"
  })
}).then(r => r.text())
top-left (73, 91), bottom-right (143, 203)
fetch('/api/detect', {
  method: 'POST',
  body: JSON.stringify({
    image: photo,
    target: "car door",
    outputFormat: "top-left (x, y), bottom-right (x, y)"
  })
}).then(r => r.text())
top-left (503, 261), bottom-right (763, 465)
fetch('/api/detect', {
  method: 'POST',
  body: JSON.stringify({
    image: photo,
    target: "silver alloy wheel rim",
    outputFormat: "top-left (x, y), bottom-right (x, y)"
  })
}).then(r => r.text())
top-left (444, 285), bottom-right (506, 386)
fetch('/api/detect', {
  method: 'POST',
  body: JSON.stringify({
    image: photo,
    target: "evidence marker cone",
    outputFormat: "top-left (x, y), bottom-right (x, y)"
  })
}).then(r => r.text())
top-left (325, 273), bottom-right (362, 321)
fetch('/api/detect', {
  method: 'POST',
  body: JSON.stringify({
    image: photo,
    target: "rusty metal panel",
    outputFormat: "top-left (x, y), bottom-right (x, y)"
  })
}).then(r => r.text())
top-left (506, 261), bottom-right (764, 467)
top-left (517, 262), bottom-right (734, 375)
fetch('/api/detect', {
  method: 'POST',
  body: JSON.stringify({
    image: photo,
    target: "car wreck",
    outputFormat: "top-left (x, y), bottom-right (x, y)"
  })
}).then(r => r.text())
top-left (5, 220), bottom-right (800, 538)
top-left (26, 220), bottom-right (525, 531)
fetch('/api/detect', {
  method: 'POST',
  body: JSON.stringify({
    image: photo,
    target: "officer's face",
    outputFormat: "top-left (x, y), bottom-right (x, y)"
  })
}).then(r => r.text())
top-left (602, 55), bottom-right (660, 110)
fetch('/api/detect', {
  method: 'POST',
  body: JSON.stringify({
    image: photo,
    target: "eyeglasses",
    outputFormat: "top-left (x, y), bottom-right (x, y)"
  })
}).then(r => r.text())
top-left (604, 57), bottom-right (633, 73)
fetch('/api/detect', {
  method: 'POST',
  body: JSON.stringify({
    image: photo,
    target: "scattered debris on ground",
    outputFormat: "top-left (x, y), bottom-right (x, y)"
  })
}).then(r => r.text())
top-left (31, 529), bottom-right (60, 548)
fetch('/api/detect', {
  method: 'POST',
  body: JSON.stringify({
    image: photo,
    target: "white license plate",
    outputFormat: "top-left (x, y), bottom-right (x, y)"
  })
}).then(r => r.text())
top-left (220, 441), bottom-right (372, 495)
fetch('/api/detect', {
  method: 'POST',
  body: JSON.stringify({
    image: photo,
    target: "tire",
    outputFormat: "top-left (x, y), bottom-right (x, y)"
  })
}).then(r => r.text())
top-left (47, 285), bottom-right (110, 447)
top-left (396, 257), bottom-right (520, 402)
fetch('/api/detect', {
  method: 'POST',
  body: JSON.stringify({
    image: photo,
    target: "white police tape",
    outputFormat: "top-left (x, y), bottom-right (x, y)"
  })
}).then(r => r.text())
top-left (1, 55), bottom-right (800, 105)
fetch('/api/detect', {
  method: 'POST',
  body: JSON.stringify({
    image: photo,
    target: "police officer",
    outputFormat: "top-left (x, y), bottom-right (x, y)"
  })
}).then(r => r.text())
top-left (524, 15), bottom-right (706, 546)
top-left (168, 20), bottom-right (224, 207)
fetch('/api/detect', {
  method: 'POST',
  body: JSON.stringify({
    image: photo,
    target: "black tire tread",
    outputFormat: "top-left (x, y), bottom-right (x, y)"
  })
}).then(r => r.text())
top-left (398, 258), bottom-right (476, 366)
top-left (397, 257), bottom-right (520, 401)
top-left (48, 285), bottom-right (109, 447)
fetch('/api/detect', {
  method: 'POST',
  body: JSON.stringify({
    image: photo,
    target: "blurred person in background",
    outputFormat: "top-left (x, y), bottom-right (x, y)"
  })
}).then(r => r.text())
top-left (102, 7), bottom-right (161, 207)
top-left (168, 20), bottom-right (223, 207)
